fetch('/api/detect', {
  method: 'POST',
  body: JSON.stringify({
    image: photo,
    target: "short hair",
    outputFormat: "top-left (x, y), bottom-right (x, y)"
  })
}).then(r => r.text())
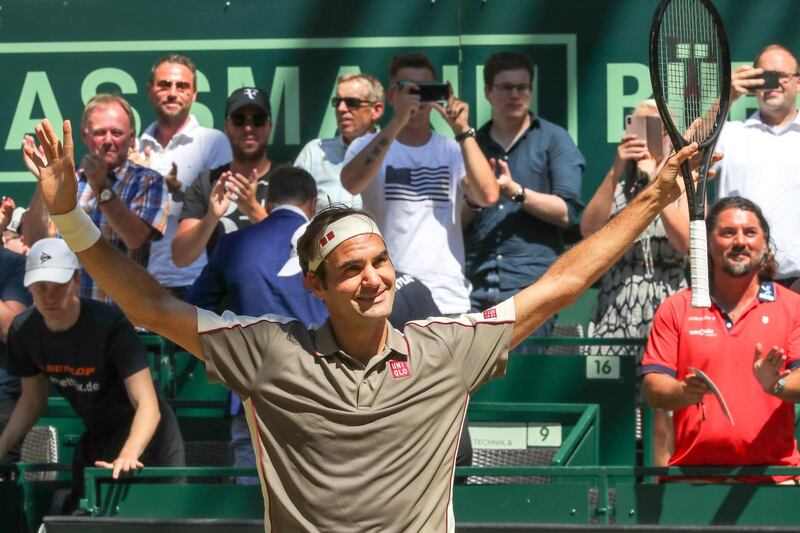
top-left (753, 44), bottom-right (799, 71)
top-left (483, 52), bottom-right (534, 87)
top-left (706, 196), bottom-right (777, 280)
top-left (266, 165), bottom-right (317, 207)
top-left (297, 205), bottom-right (378, 283)
top-left (150, 54), bottom-right (197, 88)
top-left (338, 72), bottom-right (385, 104)
top-left (389, 53), bottom-right (436, 80)
top-left (81, 93), bottom-right (136, 133)
top-left (633, 99), bottom-right (658, 115)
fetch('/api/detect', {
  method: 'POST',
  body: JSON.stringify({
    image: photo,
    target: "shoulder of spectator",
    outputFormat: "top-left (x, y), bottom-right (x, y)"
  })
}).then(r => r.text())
top-left (344, 131), bottom-right (377, 160)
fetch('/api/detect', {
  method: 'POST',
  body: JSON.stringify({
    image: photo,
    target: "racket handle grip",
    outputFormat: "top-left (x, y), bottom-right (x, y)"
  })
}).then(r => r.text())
top-left (689, 220), bottom-right (711, 308)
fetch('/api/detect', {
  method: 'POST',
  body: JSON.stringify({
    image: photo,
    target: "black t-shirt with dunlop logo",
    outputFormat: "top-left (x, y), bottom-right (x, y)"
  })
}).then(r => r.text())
top-left (8, 298), bottom-right (147, 432)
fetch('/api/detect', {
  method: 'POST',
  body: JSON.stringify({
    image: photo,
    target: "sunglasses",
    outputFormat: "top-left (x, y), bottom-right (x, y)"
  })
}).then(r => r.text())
top-left (331, 97), bottom-right (377, 109)
top-left (229, 113), bottom-right (269, 127)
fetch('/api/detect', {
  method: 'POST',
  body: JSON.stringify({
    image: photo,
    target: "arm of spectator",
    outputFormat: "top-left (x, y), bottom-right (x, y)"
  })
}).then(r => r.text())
top-left (127, 144), bottom-right (151, 168)
top-left (341, 84), bottom-right (419, 195)
top-left (0, 300), bottom-right (26, 343)
top-left (730, 65), bottom-right (764, 103)
top-left (25, 119), bottom-right (204, 358)
top-left (0, 197), bottom-right (14, 234)
top-left (433, 95), bottom-right (499, 207)
top-left (581, 134), bottom-right (646, 237)
top-left (95, 367), bottom-right (160, 479)
top-left (752, 343), bottom-right (800, 402)
top-left (657, 191), bottom-right (690, 253)
top-left (642, 372), bottom-right (712, 411)
top-left (494, 158), bottom-right (568, 227)
top-left (80, 155), bottom-right (155, 250)
top-left (172, 174), bottom-right (232, 268)
top-left (509, 143), bottom-right (718, 348)
top-left (0, 375), bottom-right (48, 458)
top-left (226, 169), bottom-right (267, 223)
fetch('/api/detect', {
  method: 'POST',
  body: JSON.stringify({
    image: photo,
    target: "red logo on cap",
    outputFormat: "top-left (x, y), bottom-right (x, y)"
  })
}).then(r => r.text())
top-left (319, 230), bottom-right (335, 247)
top-left (483, 308), bottom-right (497, 319)
top-left (389, 359), bottom-right (411, 380)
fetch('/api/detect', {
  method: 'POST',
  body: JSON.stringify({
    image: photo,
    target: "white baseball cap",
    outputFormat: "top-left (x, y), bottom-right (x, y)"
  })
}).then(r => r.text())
top-left (278, 222), bottom-right (309, 277)
top-left (24, 238), bottom-right (80, 287)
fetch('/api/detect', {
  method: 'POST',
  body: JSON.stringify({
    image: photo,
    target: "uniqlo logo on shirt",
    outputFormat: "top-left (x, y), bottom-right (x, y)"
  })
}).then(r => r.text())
top-left (483, 308), bottom-right (497, 319)
top-left (389, 359), bottom-right (411, 380)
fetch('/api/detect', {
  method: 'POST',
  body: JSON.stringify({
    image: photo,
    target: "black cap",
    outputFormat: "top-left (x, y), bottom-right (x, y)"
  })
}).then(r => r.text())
top-left (225, 87), bottom-right (271, 118)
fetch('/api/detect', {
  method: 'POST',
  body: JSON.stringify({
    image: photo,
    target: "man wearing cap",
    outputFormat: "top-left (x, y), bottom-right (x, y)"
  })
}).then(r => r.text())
top-left (0, 235), bottom-right (31, 465)
top-left (0, 238), bottom-right (184, 513)
top-left (26, 117), bottom-right (709, 531)
top-left (172, 87), bottom-right (274, 268)
top-left (294, 72), bottom-right (385, 211)
top-left (140, 54), bottom-right (232, 297)
top-left (186, 166), bottom-right (327, 481)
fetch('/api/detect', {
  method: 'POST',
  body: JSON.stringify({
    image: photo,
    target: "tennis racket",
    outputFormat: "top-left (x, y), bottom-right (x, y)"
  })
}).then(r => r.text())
top-left (649, 0), bottom-right (731, 308)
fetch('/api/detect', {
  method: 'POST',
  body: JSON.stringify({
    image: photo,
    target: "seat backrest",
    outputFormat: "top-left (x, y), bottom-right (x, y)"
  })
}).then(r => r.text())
top-left (544, 323), bottom-right (585, 355)
top-left (21, 425), bottom-right (59, 481)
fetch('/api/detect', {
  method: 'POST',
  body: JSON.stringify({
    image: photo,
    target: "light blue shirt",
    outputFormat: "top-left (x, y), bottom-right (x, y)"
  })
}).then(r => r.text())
top-left (294, 135), bottom-right (363, 211)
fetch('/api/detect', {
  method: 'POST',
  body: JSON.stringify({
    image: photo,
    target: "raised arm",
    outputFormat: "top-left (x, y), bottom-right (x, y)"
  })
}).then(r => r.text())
top-left (24, 119), bottom-right (203, 358)
top-left (94, 368), bottom-right (161, 478)
top-left (340, 84), bottom-right (418, 195)
top-left (172, 174), bottom-right (232, 267)
top-left (433, 95), bottom-right (499, 207)
top-left (510, 143), bottom-right (719, 348)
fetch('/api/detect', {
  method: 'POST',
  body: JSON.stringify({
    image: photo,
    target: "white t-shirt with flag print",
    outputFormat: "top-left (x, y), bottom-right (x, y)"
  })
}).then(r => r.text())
top-left (344, 131), bottom-right (471, 314)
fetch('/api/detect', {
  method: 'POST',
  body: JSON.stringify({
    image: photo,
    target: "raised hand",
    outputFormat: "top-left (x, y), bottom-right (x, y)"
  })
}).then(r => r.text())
top-left (226, 168), bottom-right (267, 222)
top-left (432, 86), bottom-right (470, 135)
top-left (730, 65), bottom-right (764, 102)
top-left (651, 143), bottom-right (723, 204)
top-left (164, 162), bottom-right (181, 194)
top-left (79, 154), bottom-right (110, 194)
top-left (0, 196), bottom-right (15, 233)
top-left (127, 144), bottom-right (152, 168)
top-left (753, 342), bottom-right (791, 394)
top-left (393, 82), bottom-right (421, 126)
top-left (22, 120), bottom-right (77, 216)
top-left (208, 172), bottom-right (233, 219)
top-left (22, 135), bottom-right (47, 179)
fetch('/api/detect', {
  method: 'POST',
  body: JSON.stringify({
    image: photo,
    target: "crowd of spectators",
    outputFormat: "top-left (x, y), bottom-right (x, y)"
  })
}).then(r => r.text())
top-left (1, 41), bottom-right (799, 507)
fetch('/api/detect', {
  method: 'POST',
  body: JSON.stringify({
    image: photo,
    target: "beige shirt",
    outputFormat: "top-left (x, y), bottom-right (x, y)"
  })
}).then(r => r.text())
top-left (197, 298), bottom-right (515, 532)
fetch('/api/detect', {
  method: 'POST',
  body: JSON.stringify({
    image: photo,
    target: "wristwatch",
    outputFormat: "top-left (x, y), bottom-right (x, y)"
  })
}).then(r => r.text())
top-left (771, 378), bottom-right (786, 396)
top-left (455, 128), bottom-right (476, 143)
top-left (510, 185), bottom-right (526, 205)
top-left (98, 187), bottom-right (116, 204)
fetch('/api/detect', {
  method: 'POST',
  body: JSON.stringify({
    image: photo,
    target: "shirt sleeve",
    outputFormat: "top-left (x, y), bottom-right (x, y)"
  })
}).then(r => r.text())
top-left (131, 169), bottom-right (170, 238)
top-left (343, 132), bottom-right (376, 164)
top-left (7, 318), bottom-right (40, 377)
top-left (196, 308), bottom-right (283, 398)
top-left (185, 243), bottom-right (227, 310)
top-left (786, 299), bottom-right (800, 371)
top-left (1, 251), bottom-right (32, 306)
top-left (641, 298), bottom-right (680, 377)
top-left (107, 313), bottom-right (149, 380)
top-left (180, 170), bottom-right (210, 221)
top-left (410, 297), bottom-right (515, 394)
top-left (205, 131), bottom-right (233, 170)
top-left (548, 127), bottom-right (586, 224)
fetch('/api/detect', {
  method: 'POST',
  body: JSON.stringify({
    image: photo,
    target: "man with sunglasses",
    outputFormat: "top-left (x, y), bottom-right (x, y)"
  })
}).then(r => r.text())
top-left (715, 44), bottom-right (800, 288)
top-left (295, 73), bottom-right (384, 211)
top-left (139, 54), bottom-right (232, 297)
top-left (173, 87), bottom-right (273, 268)
top-left (464, 52), bottom-right (584, 346)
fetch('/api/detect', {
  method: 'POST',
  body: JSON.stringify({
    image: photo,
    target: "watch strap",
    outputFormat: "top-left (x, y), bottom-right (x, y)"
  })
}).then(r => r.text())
top-left (455, 128), bottom-right (476, 142)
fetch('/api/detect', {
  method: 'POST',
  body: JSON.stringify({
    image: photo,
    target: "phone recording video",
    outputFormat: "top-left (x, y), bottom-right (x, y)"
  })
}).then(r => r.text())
top-left (397, 81), bottom-right (450, 102)
top-left (759, 71), bottom-right (781, 91)
top-left (625, 115), bottom-right (666, 160)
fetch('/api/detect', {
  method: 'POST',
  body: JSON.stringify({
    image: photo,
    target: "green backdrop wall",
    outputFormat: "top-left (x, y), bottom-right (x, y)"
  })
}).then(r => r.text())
top-left (0, 0), bottom-right (797, 204)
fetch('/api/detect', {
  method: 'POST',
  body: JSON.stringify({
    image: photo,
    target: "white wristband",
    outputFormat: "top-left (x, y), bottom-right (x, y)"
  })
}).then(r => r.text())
top-left (50, 205), bottom-right (101, 252)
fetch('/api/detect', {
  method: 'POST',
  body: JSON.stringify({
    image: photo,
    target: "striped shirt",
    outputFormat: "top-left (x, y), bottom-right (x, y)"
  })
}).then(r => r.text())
top-left (76, 161), bottom-right (169, 302)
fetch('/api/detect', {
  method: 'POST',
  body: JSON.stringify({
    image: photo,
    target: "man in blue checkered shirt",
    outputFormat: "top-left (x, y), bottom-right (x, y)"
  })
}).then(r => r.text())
top-left (74, 94), bottom-right (169, 302)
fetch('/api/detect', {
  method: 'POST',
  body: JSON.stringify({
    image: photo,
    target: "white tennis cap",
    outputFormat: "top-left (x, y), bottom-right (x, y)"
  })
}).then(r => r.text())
top-left (278, 222), bottom-right (309, 278)
top-left (24, 238), bottom-right (80, 287)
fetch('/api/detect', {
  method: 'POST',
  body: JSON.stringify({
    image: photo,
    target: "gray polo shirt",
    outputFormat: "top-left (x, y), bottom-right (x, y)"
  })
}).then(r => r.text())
top-left (197, 298), bottom-right (515, 532)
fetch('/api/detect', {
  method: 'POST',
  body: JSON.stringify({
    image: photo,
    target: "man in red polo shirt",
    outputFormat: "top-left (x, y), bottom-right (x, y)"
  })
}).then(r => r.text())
top-left (642, 196), bottom-right (800, 482)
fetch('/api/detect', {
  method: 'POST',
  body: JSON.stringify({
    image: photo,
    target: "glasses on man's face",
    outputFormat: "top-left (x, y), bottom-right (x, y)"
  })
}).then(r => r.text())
top-left (229, 113), bottom-right (269, 128)
top-left (154, 80), bottom-right (193, 94)
top-left (331, 97), bottom-right (376, 109)
top-left (492, 83), bottom-right (532, 96)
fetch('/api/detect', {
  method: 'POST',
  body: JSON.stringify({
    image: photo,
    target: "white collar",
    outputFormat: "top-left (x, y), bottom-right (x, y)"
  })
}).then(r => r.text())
top-left (141, 115), bottom-right (200, 145)
top-left (744, 109), bottom-right (800, 131)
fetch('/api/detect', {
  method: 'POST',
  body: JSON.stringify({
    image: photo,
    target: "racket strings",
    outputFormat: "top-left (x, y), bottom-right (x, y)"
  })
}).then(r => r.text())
top-left (658, 0), bottom-right (724, 144)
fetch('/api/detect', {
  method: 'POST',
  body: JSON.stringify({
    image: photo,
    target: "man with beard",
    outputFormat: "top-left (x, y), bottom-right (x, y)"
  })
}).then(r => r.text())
top-left (642, 196), bottom-right (800, 483)
top-left (140, 54), bottom-right (232, 296)
top-left (172, 88), bottom-right (273, 267)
